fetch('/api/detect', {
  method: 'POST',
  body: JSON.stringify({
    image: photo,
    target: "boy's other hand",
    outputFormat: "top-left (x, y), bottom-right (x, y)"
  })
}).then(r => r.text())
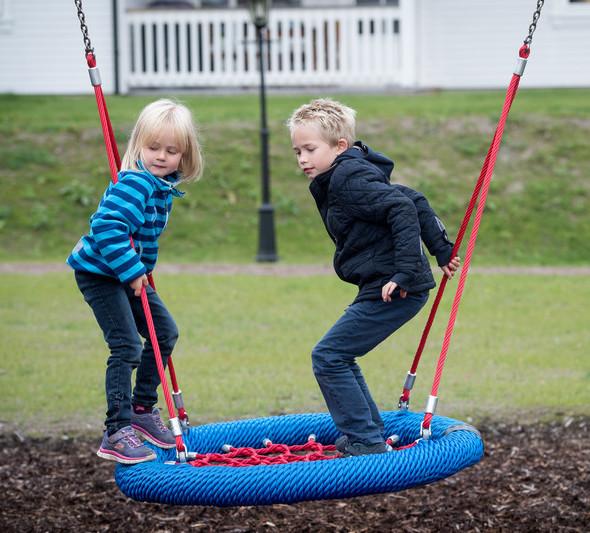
top-left (130, 274), bottom-right (149, 297)
top-left (382, 281), bottom-right (407, 302)
top-left (442, 256), bottom-right (461, 279)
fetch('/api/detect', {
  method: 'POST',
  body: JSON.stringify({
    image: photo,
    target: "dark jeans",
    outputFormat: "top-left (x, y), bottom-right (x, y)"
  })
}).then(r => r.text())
top-left (312, 292), bottom-right (428, 445)
top-left (75, 271), bottom-right (178, 434)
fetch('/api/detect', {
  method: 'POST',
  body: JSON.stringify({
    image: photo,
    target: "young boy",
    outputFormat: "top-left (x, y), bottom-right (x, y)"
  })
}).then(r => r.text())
top-left (287, 99), bottom-right (460, 457)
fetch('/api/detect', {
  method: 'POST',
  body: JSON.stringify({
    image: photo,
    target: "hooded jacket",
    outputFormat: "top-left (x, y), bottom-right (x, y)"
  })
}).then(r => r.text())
top-left (67, 161), bottom-right (184, 283)
top-left (309, 142), bottom-right (453, 302)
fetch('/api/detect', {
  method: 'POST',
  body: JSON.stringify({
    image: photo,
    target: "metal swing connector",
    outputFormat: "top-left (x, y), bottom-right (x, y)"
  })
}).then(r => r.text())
top-left (169, 416), bottom-right (197, 462)
top-left (172, 391), bottom-right (190, 431)
top-left (398, 372), bottom-right (416, 410)
top-left (88, 66), bottom-right (102, 86)
top-left (420, 395), bottom-right (439, 440)
top-left (176, 449), bottom-right (199, 463)
top-left (514, 56), bottom-right (527, 77)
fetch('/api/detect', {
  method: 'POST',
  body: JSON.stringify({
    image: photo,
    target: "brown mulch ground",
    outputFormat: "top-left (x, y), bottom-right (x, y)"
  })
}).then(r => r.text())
top-left (1, 417), bottom-right (588, 532)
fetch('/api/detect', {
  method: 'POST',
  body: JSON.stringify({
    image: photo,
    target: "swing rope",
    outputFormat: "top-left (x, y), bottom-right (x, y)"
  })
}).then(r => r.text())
top-left (416, 1), bottom-right (545, 437)
top-left (74, 0), bottom-right (189, 458)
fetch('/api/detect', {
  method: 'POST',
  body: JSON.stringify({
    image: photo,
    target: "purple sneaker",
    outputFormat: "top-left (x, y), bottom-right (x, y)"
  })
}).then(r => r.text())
top-left (96, 426), bottom-right (157, 464)
top-left (131, 407), bottom-right (176, 449)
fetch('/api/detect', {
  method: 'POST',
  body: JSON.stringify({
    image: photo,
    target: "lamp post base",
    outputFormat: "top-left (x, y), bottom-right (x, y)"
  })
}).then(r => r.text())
top-left (256, 203), bottom-right (278, 262)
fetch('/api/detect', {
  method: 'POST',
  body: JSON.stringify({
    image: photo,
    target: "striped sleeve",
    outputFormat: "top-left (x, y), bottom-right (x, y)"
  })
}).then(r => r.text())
top-left (91, 176), bottom-right (154, 283)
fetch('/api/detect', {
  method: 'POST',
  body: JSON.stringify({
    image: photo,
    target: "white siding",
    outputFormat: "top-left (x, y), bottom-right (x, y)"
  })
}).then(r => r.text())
top-left (418, 0), bottom-right (590, 89)
top-left (0, 1), bottom-right (115, 94)
top-left (0, 0), bottom-right (589, 93)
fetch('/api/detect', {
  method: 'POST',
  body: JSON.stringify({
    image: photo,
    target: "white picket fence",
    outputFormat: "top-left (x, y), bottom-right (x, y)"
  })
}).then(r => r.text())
top-left (123, 6), bottom-right (416, 89)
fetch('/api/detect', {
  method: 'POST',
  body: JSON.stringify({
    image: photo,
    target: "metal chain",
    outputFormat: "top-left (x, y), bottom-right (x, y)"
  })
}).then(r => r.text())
top-left (74, 0), bottom-right (94, 55)
top-left (523, 0), bottom-right (545, 45)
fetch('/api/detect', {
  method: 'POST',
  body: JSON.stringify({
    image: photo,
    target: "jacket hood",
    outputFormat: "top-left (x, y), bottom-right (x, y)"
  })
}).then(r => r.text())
top-left (334, 141), bottom-right (395, 179)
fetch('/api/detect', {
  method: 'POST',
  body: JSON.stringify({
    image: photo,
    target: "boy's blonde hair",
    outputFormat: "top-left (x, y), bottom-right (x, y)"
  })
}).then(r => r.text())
top-left (287, 98), bottom-right (356, 147)
top-left (121, 98), bottom-right (204, 183)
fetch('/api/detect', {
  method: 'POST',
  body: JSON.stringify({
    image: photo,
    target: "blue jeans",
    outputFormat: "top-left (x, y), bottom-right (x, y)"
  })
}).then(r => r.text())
top-left (75, 271), bottom-right (178, 434)
top-left (312, 292), bottom-right (428, 445)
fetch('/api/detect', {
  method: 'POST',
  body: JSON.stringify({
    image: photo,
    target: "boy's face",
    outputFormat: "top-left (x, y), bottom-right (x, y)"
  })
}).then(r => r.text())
top-left (291, 124), bottom-right (348, 180)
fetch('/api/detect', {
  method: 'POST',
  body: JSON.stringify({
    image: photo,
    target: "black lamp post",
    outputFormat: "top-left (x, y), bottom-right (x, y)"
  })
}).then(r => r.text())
top-left (249, 0), bottom-right (278, 262)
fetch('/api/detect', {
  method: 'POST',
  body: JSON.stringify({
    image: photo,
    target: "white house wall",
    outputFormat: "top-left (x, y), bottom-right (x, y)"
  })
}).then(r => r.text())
top-left (0, 1), bottom-right (115, 94)
top-left (417, 0), bottom-right (590, 89)
top-left (0, 0), bottom-right (589, 94)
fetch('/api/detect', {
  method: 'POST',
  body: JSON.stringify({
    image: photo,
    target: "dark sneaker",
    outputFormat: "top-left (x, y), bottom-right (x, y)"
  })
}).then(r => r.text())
top-left (335, 435), bottom-right (350, 454)
top-left (96, 426), bottom-right (157, 464)
top-left (335, 435), bottom-right (390, 457)
top-left (131, 407), bottom-right (176, 449)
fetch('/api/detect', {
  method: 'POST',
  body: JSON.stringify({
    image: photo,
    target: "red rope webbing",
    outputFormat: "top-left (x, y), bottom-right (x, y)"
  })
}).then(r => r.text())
top-left (422, 47), bottom-right (528, 432)
top-left (189, 438), bottom-right (418, 468)
top-left (190, 442), bottom-right (340, 468)
top-left (84, 52), bottom-right (187, 451)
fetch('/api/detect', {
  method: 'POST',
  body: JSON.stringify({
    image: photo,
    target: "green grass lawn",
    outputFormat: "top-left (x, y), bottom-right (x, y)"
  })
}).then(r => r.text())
top-left (1, 89), bottom-right (589, 264)
top-left (1, 272), bottom-right (588, 436)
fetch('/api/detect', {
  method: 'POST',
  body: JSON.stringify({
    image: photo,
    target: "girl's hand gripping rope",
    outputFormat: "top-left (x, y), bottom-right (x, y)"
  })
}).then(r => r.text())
top-left (130, 274), bottom-right (149, 297)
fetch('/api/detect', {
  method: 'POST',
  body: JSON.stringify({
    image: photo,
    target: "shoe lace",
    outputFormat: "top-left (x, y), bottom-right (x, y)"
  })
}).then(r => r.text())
top-left (120, 427), bottom-right (143, 448)
top-left (150, 410), bottom-right (169, 433)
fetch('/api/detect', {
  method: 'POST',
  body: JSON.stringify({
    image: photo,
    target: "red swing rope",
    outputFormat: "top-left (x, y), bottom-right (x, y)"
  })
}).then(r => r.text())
top-left (75, 1), bottom-right (188, 456)
top-left (421, 57), bottom-right (525, 435)
top-left (417, 0), bottom-right (544, 436)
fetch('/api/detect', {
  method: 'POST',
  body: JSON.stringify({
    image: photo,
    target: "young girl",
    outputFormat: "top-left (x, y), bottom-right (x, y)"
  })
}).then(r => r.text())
top-left (67, 99), bottom-right (203, 464)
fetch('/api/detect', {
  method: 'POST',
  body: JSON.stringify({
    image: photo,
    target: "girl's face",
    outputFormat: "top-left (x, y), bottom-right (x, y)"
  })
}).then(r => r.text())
top-left (141, 130), bottom-right (183, 178)
top-left (291, 124), bottom-right (348, 180)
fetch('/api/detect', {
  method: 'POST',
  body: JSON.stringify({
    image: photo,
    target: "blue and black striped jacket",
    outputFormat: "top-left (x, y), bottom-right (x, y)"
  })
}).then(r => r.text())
top-left (67, 161), bottom-right (184, 283)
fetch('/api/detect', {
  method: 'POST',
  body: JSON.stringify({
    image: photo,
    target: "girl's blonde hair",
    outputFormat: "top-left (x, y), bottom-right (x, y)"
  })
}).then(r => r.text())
top-left (121, 98), bottom-right (204, 183)
top-left (286, 98), bottom-right (356, 147)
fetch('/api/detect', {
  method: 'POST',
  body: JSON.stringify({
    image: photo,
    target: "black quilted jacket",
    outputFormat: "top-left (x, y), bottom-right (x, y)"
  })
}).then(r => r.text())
top-left (309, 142), bottom-right (453, 302)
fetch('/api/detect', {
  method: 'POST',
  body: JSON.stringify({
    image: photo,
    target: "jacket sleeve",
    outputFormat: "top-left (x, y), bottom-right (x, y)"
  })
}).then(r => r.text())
top-left (394, 184), bottom-right (454, 267)
top-left (333, 162), bottom-right (423, 289)
top-left (90, 175), bottom-right (153, 283)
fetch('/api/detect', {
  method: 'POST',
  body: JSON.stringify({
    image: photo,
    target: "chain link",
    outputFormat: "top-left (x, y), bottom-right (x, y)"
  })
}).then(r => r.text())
top-left (523, 0), bottom-right (545, 45)
top-left (74, 0), bottom-right (94, 55)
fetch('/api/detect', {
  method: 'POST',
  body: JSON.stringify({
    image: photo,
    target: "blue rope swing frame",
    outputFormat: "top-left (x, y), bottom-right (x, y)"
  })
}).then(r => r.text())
top-left (115, 411), bottom-right (484, 506)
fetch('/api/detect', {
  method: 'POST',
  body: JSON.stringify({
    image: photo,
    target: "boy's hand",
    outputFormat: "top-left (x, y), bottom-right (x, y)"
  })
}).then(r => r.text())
top-left (382, 281), bottom-right (407, 302)
top-left (130, 274), bottom-right (148, 297)
top-left (441, 256), bottom-right (461, 279)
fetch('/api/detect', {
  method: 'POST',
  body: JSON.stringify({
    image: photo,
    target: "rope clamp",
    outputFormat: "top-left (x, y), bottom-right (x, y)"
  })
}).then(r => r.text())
top-left (398, 398), bottom-right (410, 411)
top-left (424, 395), bottom-right (438, 416)
top-left (403, 372), bottom-right (417, 391)
top-left (88, 67), bottom-right (102, 86)
top-left (172, 390), bottom-right (184, 409)
top-left (514, 57), bottom-right (528, 77)
top-left (170, 416), bottom-right (183, 438)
